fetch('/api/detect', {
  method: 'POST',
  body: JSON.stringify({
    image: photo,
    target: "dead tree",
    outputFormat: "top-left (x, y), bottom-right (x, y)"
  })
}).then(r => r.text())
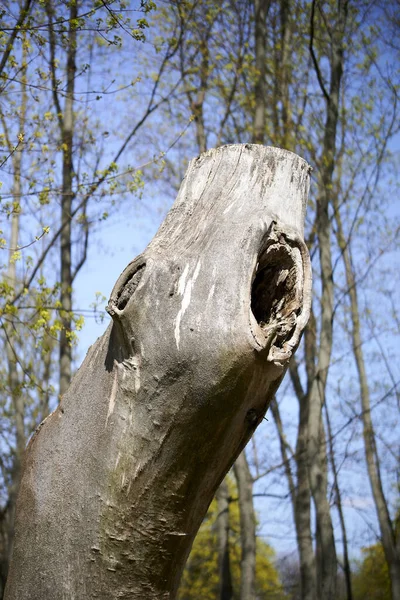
top-left (5, 144), bottom-right (312, 600)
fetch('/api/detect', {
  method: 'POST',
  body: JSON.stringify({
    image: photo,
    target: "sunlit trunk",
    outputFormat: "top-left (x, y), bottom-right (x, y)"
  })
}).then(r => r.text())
top-left (5, 145), bottom-right (311, 600)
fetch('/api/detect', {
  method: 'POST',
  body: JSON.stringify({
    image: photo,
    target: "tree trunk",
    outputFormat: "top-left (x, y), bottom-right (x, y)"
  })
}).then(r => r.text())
top-left (59, 0), bottom-right (77, 398)
top-left (278, 0), bottom-right (292, 149)
top-left (324, 402), bottom-right (352, 600)
top-left (5, 114), bottom-right (25, 549)
top-left (253, 0), bottom-right (270, 144)
top-left (4, 159), bottom-right (25, 582)
top-left (1, 42), bottom-right (28, 593)
top-left (271, 0), bottom-right (292, 148)
top-left (234, 452), bottom-right (257, 600)
top-left (305, 2), bottom-right (349, 596)
top-left (216, 479), bottom-right (233, 600)
top-left (5, 144), bottom-right (311, 600)
top-left (334, 200), bottom-right (400, 600)
top-left (289, 360), bottom-right (317, 600)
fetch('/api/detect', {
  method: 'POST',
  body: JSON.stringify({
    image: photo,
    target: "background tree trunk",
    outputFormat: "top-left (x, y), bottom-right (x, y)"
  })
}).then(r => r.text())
top-left (324, 402), bottom-right (352, 600)
top-left (0, 42), bottom-right (28, 594)
top-left (58, 0), bottom-right (77, 398)
top-left (303, 2), bottom-right (349, 596)
top-left (253, 0), bottom-right (270, 143)
top-left (289, 359), bottom-right (317, 600)
top-left (216, 479), bottom-right (233, 600)
top-left (234, 452), bottom-right (257, 600)
top-left (5, 144), bottom-right (311, 600)
top-left (334, 197), bottom-right (400, 600)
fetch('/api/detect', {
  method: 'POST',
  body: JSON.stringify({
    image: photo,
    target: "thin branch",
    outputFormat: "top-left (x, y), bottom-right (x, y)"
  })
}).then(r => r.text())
top-left (0, 0), bottom-right (33, 88)
top-left (0, 228), bottom-right (49, 252)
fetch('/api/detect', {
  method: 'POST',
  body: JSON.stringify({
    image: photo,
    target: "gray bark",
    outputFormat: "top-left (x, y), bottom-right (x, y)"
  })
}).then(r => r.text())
top-left (234, 452), bottom-right (256, 600)
top-left (216, 479), bottom-right (233, 600)
top-left (5, 144), bottom-right (311, 600)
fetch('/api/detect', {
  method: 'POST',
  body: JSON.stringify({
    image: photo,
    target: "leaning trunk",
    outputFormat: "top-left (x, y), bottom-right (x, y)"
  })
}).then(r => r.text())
top-left (5, 145), bottom-right (311, 600)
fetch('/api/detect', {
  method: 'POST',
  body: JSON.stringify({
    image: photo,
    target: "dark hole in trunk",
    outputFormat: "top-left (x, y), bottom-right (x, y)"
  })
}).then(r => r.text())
top-left (251, 244), bottom-right (299, 348)
top-left (116, 264), bottom-right (146, 310)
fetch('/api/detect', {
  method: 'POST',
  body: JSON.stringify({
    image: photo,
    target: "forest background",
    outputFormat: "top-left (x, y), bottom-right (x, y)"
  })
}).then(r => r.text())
top-left (0, 0), bottom-right (399, 599)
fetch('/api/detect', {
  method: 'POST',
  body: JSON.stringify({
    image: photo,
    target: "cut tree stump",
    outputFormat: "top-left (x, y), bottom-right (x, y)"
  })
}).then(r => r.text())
top-left (5, 144), bottom-right (312, 600)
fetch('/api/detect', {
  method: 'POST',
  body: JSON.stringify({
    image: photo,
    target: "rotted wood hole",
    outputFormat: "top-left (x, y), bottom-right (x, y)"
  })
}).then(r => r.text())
top-left (251, 226), bottom-right (305, 359)
top-left (115, 264), bottom-right (146, 311)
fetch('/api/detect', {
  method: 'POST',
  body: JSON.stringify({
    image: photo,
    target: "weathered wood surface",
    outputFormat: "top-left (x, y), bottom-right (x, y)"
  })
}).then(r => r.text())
top-left (5, 144), bottom-right (312, 600)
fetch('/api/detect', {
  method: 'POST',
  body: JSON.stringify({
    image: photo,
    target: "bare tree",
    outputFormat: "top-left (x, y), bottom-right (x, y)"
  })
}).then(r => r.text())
top-left (334, 197), bottom-right (400, 599)
top-left (45, 0), bottom-right (77, 397)
top-left (298, 2), bottom-right (349, 596)
top-left (5, 144), bottom-right (311, 600)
